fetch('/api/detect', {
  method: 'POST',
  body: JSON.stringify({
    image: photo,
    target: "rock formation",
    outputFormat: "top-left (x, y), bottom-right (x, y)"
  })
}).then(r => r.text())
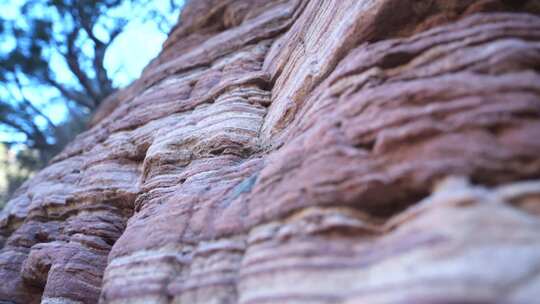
top-left (1, 0), bottom-right (540, 303)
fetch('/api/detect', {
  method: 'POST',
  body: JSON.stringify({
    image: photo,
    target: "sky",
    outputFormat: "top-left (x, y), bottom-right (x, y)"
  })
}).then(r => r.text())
top-left (0, 0), bottom-right (184, 143)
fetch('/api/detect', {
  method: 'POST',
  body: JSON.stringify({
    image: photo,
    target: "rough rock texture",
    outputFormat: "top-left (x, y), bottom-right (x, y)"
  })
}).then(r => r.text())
top-left (2, 0), bottom-right (540, 303)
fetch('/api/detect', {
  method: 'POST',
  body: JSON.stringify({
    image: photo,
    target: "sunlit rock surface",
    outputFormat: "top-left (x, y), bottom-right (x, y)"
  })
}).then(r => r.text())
top-left (2, 0), bottom-right (540, 303)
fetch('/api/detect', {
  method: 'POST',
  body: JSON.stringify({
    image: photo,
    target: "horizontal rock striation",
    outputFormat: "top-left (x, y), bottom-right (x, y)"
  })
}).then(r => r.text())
top-left (1, 0), bottom-right (540, 303)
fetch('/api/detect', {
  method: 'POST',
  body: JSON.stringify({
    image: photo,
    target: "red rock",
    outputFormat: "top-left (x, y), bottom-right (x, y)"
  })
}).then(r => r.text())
top-left (1, 1), bottom-right (540, 303)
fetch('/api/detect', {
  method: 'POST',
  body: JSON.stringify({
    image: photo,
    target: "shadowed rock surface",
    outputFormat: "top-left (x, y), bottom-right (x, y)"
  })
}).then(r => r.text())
top-left (1, 0), bottom-right (540, 303)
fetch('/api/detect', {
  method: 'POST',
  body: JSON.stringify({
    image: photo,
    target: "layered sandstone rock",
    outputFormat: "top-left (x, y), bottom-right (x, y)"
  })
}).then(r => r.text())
top-left (1, 0), bottom-right (540, 303)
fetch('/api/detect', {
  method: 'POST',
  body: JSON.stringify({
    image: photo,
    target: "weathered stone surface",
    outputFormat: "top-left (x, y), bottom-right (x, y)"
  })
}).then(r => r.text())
top-left (1, 0), bottom-right (540, 303)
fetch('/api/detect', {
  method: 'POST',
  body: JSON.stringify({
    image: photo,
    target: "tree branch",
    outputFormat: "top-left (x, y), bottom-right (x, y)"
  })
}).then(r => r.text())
top-left (0, 116), bottom-right (34, 141)
top-left (63, 29), bottom-right (100, 107)
top-left (12, 73), bottom-right (57, 132)
top-left (92, 21), bottom-right (126, 102)
top-left (44, 74), bottom-right (95, 109)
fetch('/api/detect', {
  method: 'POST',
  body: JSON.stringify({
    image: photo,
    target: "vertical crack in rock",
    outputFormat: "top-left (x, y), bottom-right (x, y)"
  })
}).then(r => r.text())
top-left (1, 1), bottom-right (540, 303)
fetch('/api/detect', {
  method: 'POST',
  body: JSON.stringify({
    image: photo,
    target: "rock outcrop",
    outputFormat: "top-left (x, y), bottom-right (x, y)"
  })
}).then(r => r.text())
top-left (2, 0), bottom-right (540, 303)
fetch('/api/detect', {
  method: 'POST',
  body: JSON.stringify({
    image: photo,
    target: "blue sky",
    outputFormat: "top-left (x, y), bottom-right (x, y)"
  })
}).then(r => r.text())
top-left (0, 0), bottom-right (184, 143)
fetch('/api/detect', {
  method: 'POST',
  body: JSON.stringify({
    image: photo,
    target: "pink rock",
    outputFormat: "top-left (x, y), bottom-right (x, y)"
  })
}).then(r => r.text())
top-left (1, 1), bottom-right (540, 303)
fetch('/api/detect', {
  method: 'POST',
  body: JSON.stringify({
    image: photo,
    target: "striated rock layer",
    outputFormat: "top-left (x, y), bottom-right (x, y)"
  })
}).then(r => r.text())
top-left (2, 0), bottom-right (540, 303)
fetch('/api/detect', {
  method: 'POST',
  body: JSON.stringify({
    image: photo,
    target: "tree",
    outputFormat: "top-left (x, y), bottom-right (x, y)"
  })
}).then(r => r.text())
top-left (0, 0), bottom-right (183, 203)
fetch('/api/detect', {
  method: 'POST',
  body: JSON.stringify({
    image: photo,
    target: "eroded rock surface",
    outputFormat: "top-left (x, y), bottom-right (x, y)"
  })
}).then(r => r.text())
top-left (1, 0), bottom-right (540, 303)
